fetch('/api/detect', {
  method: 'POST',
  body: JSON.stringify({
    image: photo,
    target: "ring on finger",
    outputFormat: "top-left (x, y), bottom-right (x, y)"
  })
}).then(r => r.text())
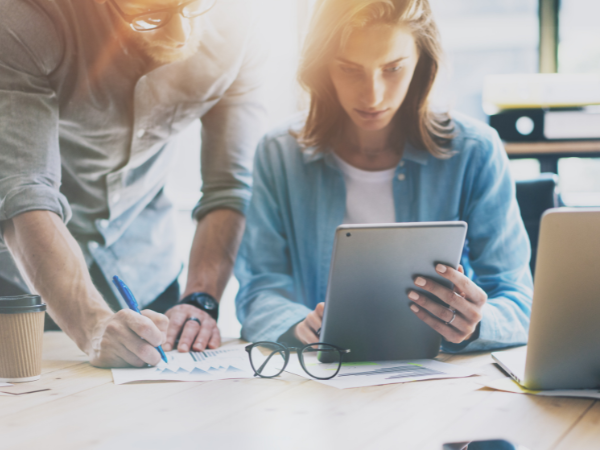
top-left (454, 290), bottom-right (466, 300)
top-left (186, 317), bottom-right (202, 326)
top-left (445, 308), bottom-right (457, 325)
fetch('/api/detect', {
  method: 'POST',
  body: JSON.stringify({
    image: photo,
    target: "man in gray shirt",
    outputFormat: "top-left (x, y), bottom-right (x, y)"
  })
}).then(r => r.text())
top-left (0, 0), bottom-right (267, 367)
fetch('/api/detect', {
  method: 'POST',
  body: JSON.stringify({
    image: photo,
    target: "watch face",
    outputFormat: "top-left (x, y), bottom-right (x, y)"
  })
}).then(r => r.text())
top-left (196, 294), bottom-right (217, 310)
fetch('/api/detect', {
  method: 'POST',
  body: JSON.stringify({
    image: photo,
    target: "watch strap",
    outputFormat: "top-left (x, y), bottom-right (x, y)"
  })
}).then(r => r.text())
top-left (180, 292), bottom-right (219, 321)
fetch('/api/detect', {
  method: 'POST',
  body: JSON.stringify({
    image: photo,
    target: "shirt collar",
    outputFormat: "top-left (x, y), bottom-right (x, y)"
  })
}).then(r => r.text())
top-left (402, 141), bottom-right (429, 166)
top-left (302, 145), bottom-right (326, 164)
top-left (301, 140), bottom-right (430, 166)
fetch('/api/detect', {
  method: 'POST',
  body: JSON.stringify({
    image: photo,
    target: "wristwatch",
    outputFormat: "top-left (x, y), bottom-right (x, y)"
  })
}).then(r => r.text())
top-left (180, 292), bottom-right (219, 321)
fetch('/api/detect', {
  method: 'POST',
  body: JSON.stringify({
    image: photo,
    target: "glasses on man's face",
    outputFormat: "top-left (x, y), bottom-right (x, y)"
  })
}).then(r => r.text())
top-left (245, 342), bottom-right (351, 380)
top-left (108, 0), bottom-right (217, 32)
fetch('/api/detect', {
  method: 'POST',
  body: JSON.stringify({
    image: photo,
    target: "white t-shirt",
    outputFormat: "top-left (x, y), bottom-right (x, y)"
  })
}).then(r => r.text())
top-left (333, 153), bottom-right (397, 224)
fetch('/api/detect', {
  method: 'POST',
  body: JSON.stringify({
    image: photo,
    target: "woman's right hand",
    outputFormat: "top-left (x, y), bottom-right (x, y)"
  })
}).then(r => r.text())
top-left (294, 302), bottom-right (324, 344)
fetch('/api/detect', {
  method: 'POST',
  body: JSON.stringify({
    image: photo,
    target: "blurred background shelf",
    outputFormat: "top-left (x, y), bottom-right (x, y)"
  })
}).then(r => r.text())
top-left (505, 140), bottom-right (600, 206)
top-left (505, 140), bottom-right (600, 156)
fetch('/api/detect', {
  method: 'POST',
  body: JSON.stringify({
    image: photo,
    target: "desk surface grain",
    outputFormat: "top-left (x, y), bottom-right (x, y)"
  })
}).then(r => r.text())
top-left (0, 332), bottom-right (597, 450)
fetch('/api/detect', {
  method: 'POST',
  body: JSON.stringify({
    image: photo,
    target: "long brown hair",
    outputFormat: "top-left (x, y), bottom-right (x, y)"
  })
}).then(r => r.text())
top-left (296, 0), bottom-right (454, 158)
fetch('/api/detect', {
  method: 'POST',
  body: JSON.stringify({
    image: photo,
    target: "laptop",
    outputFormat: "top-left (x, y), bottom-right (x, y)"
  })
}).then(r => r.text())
top-left (492, 208), bottom-right (600, 390)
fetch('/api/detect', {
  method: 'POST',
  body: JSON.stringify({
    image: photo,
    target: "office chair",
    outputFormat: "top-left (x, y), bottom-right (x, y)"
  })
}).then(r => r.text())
top-left (515, 173), bottom-right (560, 277)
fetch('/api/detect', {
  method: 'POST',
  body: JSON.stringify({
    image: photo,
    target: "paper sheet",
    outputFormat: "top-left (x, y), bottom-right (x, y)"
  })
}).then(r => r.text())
top-left (0, 388), bottom-right (50, 396)
top-left (0, 382), bottom-right (14, 395)
top-left (285, 354), bottom-right (477, 389)
top-left (111, 344), bottom-right (255, 385)
top-left (478, 376), bottom-right (600, 400)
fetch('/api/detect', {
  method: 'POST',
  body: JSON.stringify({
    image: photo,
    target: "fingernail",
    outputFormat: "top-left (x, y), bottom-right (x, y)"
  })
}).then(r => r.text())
top-left (415, 277), bottom-right (426, 287)
top-left (436, 264), bottom-right (447, 273)
top-left (180, 344), bottom-right (188, 352)
top-left (408, 291), bottom-right (419, 301)
top-left (410, 304), bottom-right (419, 313)
top-left (163, 344), bottom-right (171, 351)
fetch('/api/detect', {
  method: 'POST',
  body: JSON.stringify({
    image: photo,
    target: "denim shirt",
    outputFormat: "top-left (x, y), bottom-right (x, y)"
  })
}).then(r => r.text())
top-left (0, 0), bottom-right (267, 306)
top-left (235, 112), bottom-right (534, 353)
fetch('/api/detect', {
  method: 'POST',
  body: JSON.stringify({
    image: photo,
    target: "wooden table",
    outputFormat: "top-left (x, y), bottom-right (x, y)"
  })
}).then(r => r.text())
top-left (1, 332), bottom-right (599, 450)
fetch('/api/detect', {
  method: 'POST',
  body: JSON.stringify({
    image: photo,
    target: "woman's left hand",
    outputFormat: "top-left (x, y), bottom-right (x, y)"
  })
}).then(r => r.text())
top-left (408, 264), bottom-right (487, 344)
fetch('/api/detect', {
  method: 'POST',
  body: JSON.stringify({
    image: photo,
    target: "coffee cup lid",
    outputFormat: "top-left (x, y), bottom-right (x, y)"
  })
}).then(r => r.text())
top-left (0, 295), bottom-right (46, 314)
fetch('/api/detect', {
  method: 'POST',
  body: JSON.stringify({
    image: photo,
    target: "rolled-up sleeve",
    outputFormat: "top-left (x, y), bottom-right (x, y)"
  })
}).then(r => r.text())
top-left (442, 130), bottom-right (533, 353)
top-left (193, 21), bottom-right (268, 221)
top-left (0, 1), bottom-right (71, 230)
top-left (234, 138), bottom-right (312, 343)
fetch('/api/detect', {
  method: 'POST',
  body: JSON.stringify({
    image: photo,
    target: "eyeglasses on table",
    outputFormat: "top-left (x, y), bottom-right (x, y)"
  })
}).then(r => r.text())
top-left (245, 341), bottom-right (351, 380)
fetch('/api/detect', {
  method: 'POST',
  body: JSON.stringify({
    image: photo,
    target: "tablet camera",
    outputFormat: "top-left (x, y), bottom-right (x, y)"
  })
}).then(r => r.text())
top-left (346, 232), bottom-right (351, 237)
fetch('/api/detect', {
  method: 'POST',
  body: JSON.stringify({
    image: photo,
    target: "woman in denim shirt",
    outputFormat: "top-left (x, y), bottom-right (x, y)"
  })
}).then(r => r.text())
top-left (235, 0), bottom-right (533, 353)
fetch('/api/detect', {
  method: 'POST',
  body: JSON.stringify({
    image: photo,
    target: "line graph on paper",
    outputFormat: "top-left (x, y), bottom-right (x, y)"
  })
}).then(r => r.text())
top-left (111, 344), bottom-right (256, 384)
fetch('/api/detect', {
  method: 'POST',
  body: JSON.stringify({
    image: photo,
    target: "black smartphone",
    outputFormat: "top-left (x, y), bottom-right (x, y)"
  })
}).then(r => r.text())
top-left (442, 439), bottom-right (527, 450)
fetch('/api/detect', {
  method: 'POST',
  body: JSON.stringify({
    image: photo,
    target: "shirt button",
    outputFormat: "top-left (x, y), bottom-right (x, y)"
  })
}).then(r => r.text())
top-left (89, 241), bottom-right (99, 250)
top-left (136, 129), bottom-right (146, 138)
top-left (399, 161), bottom-right (405, 167)
top-left (98, 219), bottom-right (109, 229)
top-left (397, 173), bottom-right (406, 181)
top-left (111, 193), bottom-right (121, 204)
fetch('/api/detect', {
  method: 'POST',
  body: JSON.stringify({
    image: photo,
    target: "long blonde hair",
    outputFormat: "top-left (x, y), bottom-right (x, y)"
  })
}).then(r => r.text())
top-left (296, 0), bottom-right (454, 157)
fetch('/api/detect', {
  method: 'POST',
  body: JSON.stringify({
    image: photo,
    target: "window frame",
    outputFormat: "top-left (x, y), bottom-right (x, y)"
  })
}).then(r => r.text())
top-left (539, 0), bottom-right (560, 73)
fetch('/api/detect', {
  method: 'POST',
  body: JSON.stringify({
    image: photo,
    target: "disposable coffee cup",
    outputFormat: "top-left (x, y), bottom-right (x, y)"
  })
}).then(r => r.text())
top-left (0, 295), bottom-right (46, 382)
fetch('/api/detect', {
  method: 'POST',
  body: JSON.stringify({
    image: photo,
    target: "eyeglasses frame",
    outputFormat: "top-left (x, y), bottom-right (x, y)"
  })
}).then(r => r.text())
top-left (107, 0), bottom-right (217, 32)
top-left (245, 341), bottom-right (351, 380)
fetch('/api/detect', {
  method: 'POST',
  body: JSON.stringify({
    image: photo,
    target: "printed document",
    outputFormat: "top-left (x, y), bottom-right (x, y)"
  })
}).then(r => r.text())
top-left (285, 354), bottom-right (477, 389)
top-left (111, 344), bottom-right (255, 385)
top-left (478, 377), bottom-right (600, 400)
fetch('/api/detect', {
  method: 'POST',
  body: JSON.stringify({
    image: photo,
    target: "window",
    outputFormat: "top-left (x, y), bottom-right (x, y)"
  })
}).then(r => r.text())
top-left (509, 159), bottom-right (541, 181)
top-left (429, 0), bottom-right (539, 122)
top-left (559, 158), bottom-right (600, 206)
top-left (558, 0), bottom-right (600, 74)
top-left (556, 0), bottom-right (600, 206)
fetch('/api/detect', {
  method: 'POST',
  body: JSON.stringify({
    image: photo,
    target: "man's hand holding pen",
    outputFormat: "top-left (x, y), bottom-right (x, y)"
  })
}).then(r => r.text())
top-left (88, 309), bottom-right (169, 368)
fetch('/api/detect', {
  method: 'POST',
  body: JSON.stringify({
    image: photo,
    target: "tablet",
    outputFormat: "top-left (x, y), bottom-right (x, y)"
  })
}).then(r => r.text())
top-left (320, 221), bottom-right (468, 362)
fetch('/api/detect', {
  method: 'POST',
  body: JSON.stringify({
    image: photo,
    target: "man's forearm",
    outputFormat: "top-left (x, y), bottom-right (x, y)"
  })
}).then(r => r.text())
top-left (3, 211), bottom-right (112, 353)
top-left (183, 209), bottom-right (245, 300)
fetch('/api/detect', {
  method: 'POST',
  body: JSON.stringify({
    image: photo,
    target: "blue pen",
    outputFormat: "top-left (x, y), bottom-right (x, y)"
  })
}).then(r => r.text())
top-left (112, 275), bottom-right (168, 364)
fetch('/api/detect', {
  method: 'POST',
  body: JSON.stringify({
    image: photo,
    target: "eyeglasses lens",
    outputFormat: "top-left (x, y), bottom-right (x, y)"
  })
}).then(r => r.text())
top-left (250, 343), bottom-right (286, 378)
top-left (131, 12), bottom-right (171, 31)
top-left (300, 344), bottom-right (342, 379)
top-left (182, 0), bottom-right (217, 17)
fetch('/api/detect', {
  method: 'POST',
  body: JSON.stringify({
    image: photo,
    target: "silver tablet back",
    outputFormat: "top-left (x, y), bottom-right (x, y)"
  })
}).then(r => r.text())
top-left (524, 208), bottom-right (600, 390)
top-left (320, 222), bottom-right (467, 362)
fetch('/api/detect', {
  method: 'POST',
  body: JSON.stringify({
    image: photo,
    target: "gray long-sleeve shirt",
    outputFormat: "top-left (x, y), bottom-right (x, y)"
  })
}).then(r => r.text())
top-left (0, 0), bottom-right (267, 307)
